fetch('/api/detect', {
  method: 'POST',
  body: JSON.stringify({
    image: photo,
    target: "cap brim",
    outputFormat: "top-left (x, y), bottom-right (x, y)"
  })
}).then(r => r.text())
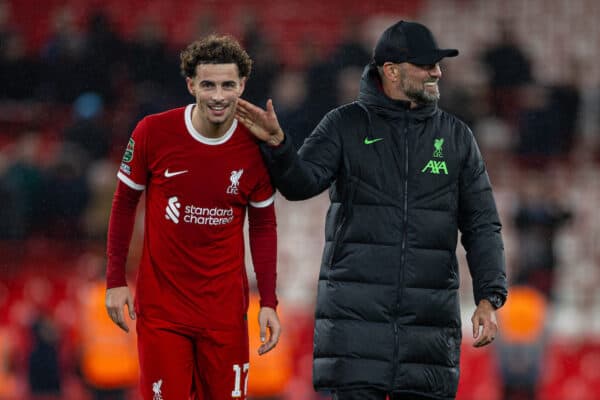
top-left (409, 49), bottom-right (459, 65)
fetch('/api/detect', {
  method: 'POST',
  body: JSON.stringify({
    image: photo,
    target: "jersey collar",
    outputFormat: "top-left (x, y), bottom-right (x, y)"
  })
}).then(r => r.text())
top-left (185, 104), bottom-right (237, 145)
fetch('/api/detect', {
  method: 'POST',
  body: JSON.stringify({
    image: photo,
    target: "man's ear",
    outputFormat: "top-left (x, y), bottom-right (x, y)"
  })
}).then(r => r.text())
top-left (186, 77), bottom-right (195, 96)
top-left (238, 77), bottom-right (247, 96)
top-left (383, 62), bottom-right (399, 82)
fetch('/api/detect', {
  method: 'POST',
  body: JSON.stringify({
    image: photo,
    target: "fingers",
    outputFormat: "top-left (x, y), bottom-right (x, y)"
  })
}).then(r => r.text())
top-left (473, 331), bottom-right (495, 347)
top-left (472, 315), bottom-right (479, 339)
top-left (105, 287), bottom-right (133, 333)
top-left (235, 102), bottom-right (257, 132)
top-left (237, 97), bottom-right (264, 116)
top-left (257, 308), bottom-right (281, 355)
top-left (258, 321), bottom-right (280, 355)
top-left (471, 314), bottom-right (497, 348)
top-left (259, 317), bottom-right (267, 345)
top-left (127, 296), bottom-right (136, 320)
top-left (266, 99), bottom-right (275, 116)
top-left (107, 307), bottom-right (129, 332)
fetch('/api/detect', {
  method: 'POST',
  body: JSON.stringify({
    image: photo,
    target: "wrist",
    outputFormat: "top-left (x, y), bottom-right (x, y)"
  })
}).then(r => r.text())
top-left (267, 131), bottom-right (285, 147)
top-left (483, 293), bottom-right (504, 310)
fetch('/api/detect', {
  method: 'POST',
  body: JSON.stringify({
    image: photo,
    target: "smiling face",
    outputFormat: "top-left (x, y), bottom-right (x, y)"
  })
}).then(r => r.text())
top-left (186, 63), bottom-right (246, 137)
top-left (381, 61), bottom-right (442, 106)
top-left (398, 62), bottom-right (442, 105)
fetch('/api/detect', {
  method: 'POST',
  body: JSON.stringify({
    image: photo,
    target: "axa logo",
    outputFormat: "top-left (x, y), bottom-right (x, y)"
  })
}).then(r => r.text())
top-left (422, 137), bottom-right (448, 175)
top-left (226, 169), bottom-right (244, 194)
top-left (153, 379), bottom-right (163, 400)
top-left (165, 196), bottom-right (181, 224)
top-left (421, 160), bottom-right (448, 175)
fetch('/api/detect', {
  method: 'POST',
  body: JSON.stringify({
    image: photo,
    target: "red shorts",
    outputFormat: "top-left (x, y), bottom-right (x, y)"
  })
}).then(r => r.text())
top-left (136, 316), bottom-right (249, 400)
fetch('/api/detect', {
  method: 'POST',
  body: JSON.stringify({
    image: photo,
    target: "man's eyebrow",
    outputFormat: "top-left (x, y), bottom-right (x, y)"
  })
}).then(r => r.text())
top-left (199, 80), bottom-right (237, 85)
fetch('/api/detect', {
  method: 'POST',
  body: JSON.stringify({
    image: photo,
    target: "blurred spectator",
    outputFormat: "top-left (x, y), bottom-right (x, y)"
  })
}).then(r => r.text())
top-left (512, 170), bottom-right (572, 300)
top-left (63, 92), bottom-right (111, 163)
top-left (39, 5), bottom-right (86, 103)
top-left (0, 0), bottom-right (14, 48)
top-left (0, 30), bottom-right (40, 100)
top-left (481, 19), bottom-right (532, 126)
top-left (301, 38), bottom-right (338, 133)
top-left (330, 16), bottom-right (371, 71)
top-left (270, 69), bottom-right (312, 149)
top-left (0, 150), bottom-right (27, 239)
top-left (126, 18), bottom-right (173, 89)
top-left (516, 76), bottom-right (580, 161)
top-left (80, 11), bottom-right (126, 104)
top-left (83, 160), bottom-right (118, 241)
top-left (548, 58), bottom-right (582, 157)
top-left (239, 10), bottom-right (281, 107)
top-left (126, 82), bottom-right (175, 135)
top-left (515, 84), bottom-right (561, 160)
top-left (495, 285), bottom-right (549, 400)
top-left (437, 62), bottom-right (485, 129)
top-left (0, 132), bottom-right (44, 238)
top-left (44, 145), bottom-right (91, 239)
top-left (27, 314), bottom-right (62, 399)
top-left (191, 9), bottom-right (218, 39)
top-left (335, 66), bottom-right (362, 106)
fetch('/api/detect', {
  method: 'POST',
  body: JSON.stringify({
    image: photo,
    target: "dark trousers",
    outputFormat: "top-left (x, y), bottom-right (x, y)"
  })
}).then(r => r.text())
top-left (333, 388), bottom-right (440, 400)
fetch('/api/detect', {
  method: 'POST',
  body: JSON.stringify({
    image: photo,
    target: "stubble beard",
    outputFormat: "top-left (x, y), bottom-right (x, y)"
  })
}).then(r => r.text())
top-left (401, 76), bottom-right (440, 105)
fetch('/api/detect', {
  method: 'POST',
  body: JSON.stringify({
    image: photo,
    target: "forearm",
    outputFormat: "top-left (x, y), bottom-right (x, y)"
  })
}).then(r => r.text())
top-left (106, 181), bottom-right (142, 289)
top-left (459, 132), bottom-right (507, 304)
top-left (462, 201), bottom-right (507, 304)
top-left (261, 130), bottom-right (338, 200)
top-left (248, 204), bottom-right (278, 308)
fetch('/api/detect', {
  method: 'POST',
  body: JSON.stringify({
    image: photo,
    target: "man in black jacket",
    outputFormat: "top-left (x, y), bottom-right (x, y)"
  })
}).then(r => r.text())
top-left (237, 20), bottom-right (507, 400)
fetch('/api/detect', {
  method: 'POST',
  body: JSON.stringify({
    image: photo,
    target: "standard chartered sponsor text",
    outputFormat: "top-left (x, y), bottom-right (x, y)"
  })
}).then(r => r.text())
top-left (183, 205), bottom-right (234, 225)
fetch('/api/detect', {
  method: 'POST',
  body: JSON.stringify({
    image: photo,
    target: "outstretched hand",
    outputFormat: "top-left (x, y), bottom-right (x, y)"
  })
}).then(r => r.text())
top-left (236, 98), bottom-right (285, 146)
top-left (257, 306), bottom-right (281, 355)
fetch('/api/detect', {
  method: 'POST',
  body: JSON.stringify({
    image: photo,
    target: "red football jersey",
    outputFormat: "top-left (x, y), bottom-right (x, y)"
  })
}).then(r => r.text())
top-left (117, 105), bottom-right (275, 329)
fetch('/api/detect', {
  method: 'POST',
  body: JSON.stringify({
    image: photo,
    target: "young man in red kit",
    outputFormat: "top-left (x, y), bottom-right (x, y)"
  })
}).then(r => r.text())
top-left (105, 35), bottom-right (281, 400)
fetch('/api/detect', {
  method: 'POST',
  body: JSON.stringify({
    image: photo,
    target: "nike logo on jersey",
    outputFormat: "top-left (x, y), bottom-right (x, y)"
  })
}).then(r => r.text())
top-left (364, 137), bottom-right (384, 145)
top-left (164, 169), bottom-right (189, 178)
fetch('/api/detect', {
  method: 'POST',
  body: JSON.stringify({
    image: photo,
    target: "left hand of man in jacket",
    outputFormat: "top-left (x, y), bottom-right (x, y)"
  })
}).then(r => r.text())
top-left (236, 98), bottom-right (286, 146)
top-left (257, 306), bottom-right (281, 355)
top-left (471, 299), bottom-right (498, 347)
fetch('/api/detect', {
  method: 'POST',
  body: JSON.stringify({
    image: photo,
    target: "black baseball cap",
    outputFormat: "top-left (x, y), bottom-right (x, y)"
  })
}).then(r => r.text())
top-left (373, 21), bottom-right (458, 66)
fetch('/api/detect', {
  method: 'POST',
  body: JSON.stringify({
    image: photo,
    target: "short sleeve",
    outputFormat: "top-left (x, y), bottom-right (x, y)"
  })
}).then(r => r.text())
top-left (249, 164), bottom-right (275, 208)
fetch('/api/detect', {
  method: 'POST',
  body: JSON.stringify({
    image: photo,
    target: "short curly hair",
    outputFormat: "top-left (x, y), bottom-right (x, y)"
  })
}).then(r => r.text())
top-left (180, 34), bottom-right (252, 79)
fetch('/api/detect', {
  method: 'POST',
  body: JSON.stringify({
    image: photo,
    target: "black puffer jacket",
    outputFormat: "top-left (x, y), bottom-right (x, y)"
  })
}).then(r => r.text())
top-left (263, 64), bottom-right (507, 399)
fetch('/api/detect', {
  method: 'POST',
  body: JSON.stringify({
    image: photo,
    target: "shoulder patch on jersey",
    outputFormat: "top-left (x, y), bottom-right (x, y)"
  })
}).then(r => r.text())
top-left (122, 138), bottom-right (135, 163)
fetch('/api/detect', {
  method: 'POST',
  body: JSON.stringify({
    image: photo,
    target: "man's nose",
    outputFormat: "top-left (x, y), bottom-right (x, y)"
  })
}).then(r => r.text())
top-left (429, 63), bottom-right (442, 78)
top-left (212, 86), bottom-right (225, 101)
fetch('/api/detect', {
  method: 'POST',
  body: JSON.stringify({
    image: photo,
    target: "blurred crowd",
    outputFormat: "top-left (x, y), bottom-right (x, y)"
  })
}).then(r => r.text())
top-left (1, 0), bottom-right (600, 399)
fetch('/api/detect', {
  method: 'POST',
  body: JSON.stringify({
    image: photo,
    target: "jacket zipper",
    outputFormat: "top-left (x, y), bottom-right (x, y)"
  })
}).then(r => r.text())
top-left (391, 120), bottom-right (409, 389)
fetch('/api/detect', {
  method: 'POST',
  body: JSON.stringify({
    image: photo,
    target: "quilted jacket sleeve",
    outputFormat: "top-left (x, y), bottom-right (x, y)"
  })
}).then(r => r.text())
top-left (457, 127), bottom-right (508, 306)
top-left (261, 109), bottom-right (343, 201)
